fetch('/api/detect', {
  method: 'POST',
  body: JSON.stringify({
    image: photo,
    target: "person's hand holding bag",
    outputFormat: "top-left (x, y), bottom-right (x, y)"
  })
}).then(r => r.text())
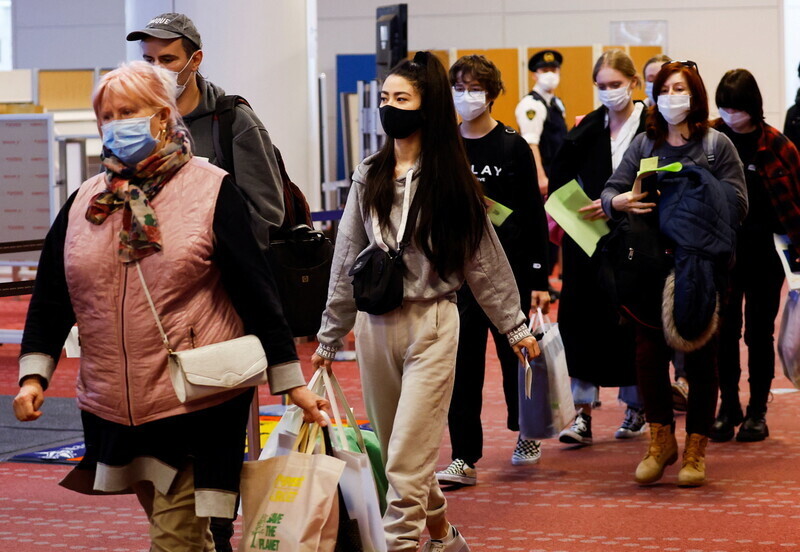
top-left (513, 335), bottom-right (541, 364)
top-left (286, 384), bottom-right (331, 427)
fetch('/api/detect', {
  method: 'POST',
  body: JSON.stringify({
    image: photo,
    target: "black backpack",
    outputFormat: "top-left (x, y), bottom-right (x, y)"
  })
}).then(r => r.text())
top-left (212, 95), bottom-right (312, 232)
top-left (592, 132), bottom-right (719, 328)
top-left (212, 95), bottom-right (332, 338)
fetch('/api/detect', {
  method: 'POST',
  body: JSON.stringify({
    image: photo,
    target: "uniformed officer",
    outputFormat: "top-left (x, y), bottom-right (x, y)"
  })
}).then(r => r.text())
top-left (514, 49), bottom-right (568, 196)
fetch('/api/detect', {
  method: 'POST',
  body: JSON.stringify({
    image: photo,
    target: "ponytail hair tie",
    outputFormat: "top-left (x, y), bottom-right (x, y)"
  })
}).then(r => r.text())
top-left (413, 51), bottom-right (429, 65)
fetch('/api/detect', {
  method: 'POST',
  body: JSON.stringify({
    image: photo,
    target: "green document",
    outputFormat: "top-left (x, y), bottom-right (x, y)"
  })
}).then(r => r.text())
top-left (636, 156), bottom-right (683, 179)
top-left (484, 196), bottom-right (513, 227)
top-left (544, 180), bottom-right (609, 257)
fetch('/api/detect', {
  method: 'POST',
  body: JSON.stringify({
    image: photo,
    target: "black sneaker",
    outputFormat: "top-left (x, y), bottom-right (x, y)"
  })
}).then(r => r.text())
top-left (736, 411), bottom-right (769, 442)
top-left (559, 412), bottom-right (593, 445)
top-left (709, 411), bottom-right (743, 442)
top-left (615, 407), bottom-right (646, 439)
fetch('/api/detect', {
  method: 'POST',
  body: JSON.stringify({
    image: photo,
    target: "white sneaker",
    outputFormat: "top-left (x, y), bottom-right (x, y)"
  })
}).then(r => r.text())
top-left (511, 437), bottom-right (542, 465)
top-left (420, 525), bottom-right (471, 552)
top-left (435, 459), bottom-right (476, 486)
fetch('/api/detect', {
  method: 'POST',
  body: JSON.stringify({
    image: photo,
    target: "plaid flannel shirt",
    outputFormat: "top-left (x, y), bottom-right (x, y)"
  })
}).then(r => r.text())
top-left (713, 119), bottom-right (800, 248)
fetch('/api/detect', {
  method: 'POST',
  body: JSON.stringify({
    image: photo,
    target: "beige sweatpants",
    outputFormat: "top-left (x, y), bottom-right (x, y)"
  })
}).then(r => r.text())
top-left (354, 298), bottom-right (459, 552)
top-left (133, 462), bottom-right (216, 552)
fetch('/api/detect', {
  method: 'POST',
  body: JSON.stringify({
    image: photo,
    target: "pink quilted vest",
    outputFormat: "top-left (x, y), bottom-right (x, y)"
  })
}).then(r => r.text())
top-left (64, 158), bottom-right (246, 426)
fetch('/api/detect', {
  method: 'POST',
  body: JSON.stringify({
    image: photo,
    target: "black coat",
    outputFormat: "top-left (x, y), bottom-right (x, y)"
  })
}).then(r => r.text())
top-left (547, 105), bottom-right (647, 386)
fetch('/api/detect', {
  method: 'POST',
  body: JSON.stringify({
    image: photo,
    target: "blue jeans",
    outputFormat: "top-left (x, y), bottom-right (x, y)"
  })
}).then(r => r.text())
top-left (570, 377), bottom-right (643, 410)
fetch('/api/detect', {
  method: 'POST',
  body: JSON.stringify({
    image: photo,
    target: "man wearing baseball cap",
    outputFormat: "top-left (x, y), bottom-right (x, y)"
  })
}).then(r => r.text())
top-left (127, 12), bottom-right (284, 254)
top-left (128, 14), bottom-right (285, 551)
top-left (514, 49), bottom-right (568, 196)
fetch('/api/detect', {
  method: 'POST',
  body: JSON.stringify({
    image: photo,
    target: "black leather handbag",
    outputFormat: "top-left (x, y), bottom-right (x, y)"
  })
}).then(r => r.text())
top-left (267, 224), bottom-right (334, 337)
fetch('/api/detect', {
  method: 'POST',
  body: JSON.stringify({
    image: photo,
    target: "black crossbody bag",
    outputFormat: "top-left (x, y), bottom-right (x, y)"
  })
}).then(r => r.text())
top-left (349, 171), bottom-right (419, 315)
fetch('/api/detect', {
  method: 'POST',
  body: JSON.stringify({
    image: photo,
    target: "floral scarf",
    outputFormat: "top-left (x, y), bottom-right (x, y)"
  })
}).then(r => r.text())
top-left (86, 129), bottom-right (192, 263)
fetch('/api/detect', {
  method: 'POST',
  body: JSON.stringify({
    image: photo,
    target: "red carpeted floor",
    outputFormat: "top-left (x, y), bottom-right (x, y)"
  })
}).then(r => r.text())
top-left (2, 293), bottom-right (800, 551)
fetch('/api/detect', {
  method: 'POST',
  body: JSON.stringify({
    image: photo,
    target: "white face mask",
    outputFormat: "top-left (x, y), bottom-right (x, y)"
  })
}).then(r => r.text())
top-left (453, 89), bottom-right (488, 122)
top-left (536, 71), bottom-right (560, 92)
top-left (167, 54), bottom-right (196, 99)
top-left (657, 94), bottom-right (692, 125)
top-left (645, 82), bottom-right (655, 104)
top-left (718, 107), bottom-right (751, 131)
top-left (598, 86), bottom-right (631, 112)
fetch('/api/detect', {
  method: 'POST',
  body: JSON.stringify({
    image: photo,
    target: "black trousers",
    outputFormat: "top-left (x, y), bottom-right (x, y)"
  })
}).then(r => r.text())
top-left (718, 238), bottom-right (785, 415)
top-left (447, 286), bottom-right (531, 465)
top-left (635, 323), bottom-right (719, 436)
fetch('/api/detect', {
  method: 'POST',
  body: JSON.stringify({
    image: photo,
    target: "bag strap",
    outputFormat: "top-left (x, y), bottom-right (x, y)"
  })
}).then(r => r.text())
top-left (703, 129), bottom-right (718, 167)
top-left (212, 94), bottom-right (248, 175)
top-left (321, 368), bottom-right (367, 453)
top-left (292, 420), bottom-right (323, 454)
top-left (372, 168), bottom-right (417, 255)
top-left (135, 262), bottom-right (174, 354)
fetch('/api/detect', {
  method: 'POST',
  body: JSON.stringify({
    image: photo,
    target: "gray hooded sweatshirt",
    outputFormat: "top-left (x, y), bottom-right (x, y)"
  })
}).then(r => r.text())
top-left (183, 76), bottom-right (284, 251)
top-left (315, 157), bottom-right (531, 357)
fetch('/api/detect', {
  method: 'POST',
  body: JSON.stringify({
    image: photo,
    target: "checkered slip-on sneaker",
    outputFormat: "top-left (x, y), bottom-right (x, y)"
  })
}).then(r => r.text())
top-left (435, 458), bottom-right (477, 486)
top-left (511, 437), bottom-right (542, 465)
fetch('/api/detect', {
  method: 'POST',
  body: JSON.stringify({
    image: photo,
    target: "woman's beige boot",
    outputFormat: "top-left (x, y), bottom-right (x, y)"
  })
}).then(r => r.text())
top-left (677, 433), bottom-right (709, 487)
top-left (634, 422), bottom-right (678, 485)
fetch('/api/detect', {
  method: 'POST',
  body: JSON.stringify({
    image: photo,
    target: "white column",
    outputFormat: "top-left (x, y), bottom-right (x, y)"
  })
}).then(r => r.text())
top-left (159, 0), bottom-right (320, 208)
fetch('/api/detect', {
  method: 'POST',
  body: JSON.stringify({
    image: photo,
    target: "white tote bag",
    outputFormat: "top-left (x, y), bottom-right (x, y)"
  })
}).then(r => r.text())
top-left (320, 370), bottom-right (387, 552)
top-left (260, 368), bottom-right (326, 460)
top-left (519, 309), bottom-right (575, 439)
top-left (778, 290), bottom-right (800, 389)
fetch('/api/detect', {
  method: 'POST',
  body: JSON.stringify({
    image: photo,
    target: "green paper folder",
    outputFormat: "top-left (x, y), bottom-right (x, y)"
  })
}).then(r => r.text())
top-left (636, 156), bottom-right (683, 179)
top-left (484, 196), bottom-right (513, 227)
top-left (544, 180), bottom-right (609, 257)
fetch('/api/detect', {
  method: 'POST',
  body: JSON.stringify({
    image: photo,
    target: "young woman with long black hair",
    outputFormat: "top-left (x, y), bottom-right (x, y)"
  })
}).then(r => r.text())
top-left (312, 51), bottom-right (539, 552)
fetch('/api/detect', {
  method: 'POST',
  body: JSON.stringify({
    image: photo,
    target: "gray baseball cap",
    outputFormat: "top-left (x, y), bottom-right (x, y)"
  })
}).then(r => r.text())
top-left (126, 13), bottom-right (202, 50)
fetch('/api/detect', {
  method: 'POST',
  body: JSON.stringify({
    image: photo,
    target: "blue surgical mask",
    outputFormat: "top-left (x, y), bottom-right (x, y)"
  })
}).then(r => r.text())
top-left (645, 82), bottom-right (655, 104)
top-left (101, 114), bottom-right (157, 166)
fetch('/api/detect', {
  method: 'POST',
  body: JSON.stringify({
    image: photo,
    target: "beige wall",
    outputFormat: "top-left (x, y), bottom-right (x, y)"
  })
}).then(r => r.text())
top-left (318, 0), bottom-right (786, 178)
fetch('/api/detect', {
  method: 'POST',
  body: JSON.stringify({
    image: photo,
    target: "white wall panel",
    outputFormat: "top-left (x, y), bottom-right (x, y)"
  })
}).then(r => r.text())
top-left (12, 0), bottom-right (126, 69)
top-left (173, 0), bottom-right (319, 206)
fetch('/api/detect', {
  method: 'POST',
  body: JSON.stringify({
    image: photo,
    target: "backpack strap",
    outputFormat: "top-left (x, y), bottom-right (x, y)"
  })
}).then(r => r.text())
top-left (212, 94), bottom-right (251, 175)
top-left (703, 129), bottom-right (718, 167)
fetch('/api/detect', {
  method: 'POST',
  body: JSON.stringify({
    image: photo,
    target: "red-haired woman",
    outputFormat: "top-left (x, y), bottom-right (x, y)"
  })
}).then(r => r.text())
top-left (601, 61), bottom-right (747, 487)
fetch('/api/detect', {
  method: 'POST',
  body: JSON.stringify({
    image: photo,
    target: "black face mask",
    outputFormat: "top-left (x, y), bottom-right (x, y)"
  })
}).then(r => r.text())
top-left (379, 105), bottom-right (423, 139)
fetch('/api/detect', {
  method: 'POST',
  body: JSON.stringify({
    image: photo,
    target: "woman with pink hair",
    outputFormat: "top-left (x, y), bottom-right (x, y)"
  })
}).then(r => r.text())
top-left (12, 61), bottom-right (327, 550)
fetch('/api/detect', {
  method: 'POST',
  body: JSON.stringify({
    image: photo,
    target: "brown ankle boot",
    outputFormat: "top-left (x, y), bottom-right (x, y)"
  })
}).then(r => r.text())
top-left (635, 422), bottom-right (678, 485)
top-left (678, 433), bottom-right (709, 487)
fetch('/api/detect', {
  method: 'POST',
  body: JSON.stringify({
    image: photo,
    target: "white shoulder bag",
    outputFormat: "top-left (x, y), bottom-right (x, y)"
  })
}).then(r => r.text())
top-left (136, 262), bottom-right (268, 403)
